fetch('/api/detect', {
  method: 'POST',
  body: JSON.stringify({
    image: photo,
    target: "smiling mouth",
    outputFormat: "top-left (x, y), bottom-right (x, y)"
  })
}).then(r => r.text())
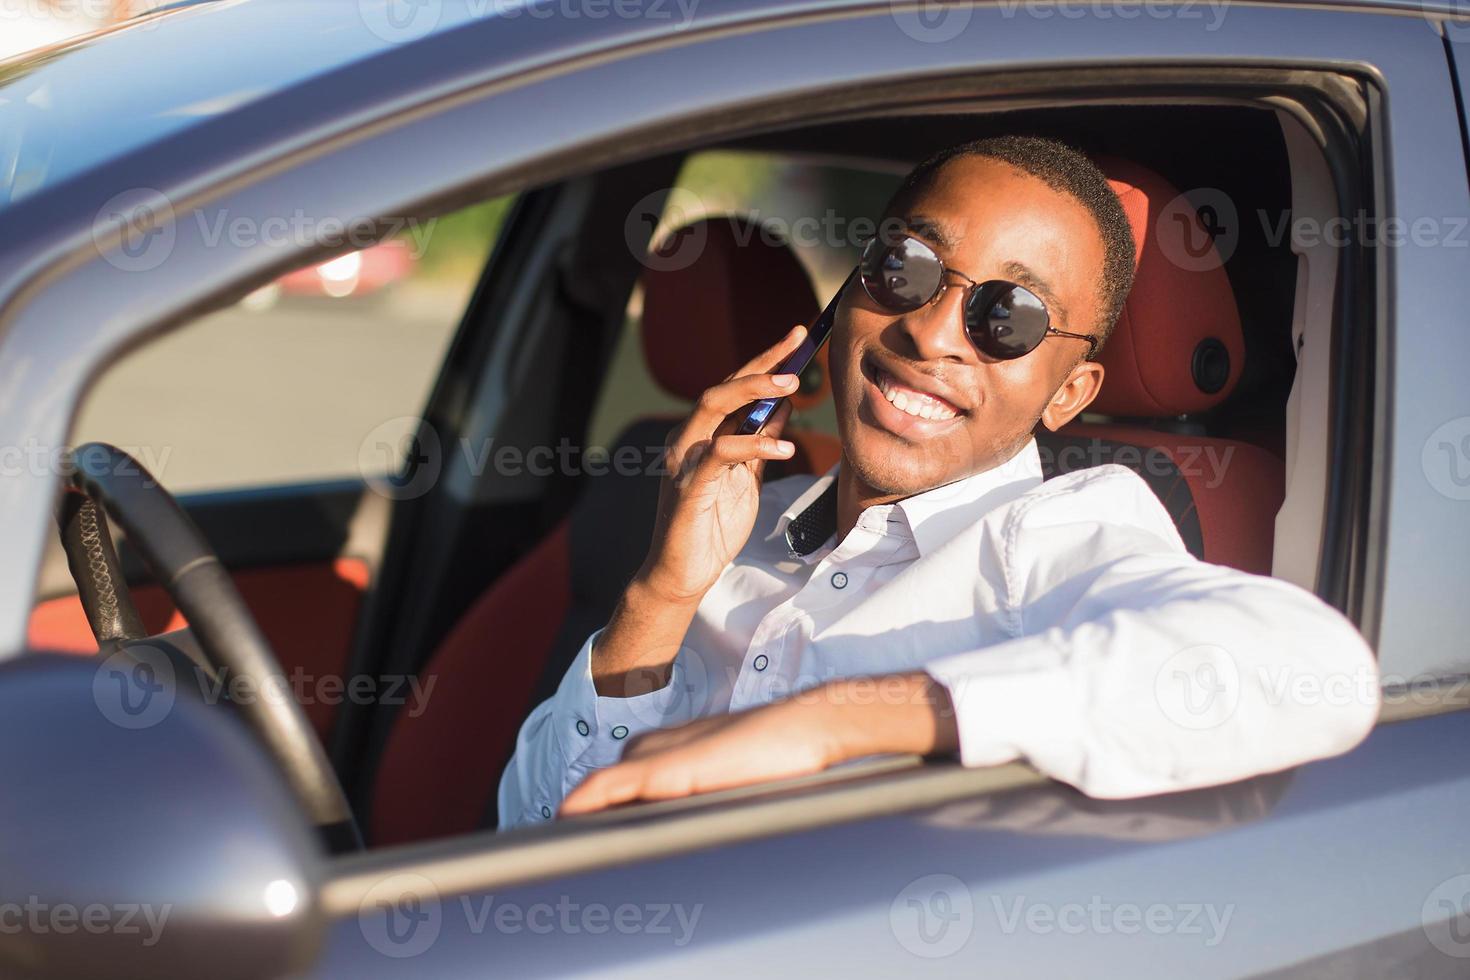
top-left (864, 359), bottom-right (965, 423)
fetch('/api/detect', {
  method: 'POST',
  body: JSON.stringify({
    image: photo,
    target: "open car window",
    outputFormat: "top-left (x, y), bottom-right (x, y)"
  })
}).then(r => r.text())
top-left (588, 150), bottom-right (900, 450)
top-left (72, 196), bottom-right (514, 493)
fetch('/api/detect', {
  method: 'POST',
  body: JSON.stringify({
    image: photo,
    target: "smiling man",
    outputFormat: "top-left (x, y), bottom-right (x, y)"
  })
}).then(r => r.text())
top-left (498, 136), bottom-right (1379, 827)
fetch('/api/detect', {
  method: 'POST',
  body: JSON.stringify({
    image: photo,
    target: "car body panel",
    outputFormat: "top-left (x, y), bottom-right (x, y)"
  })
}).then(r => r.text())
top-left (318, 710), bottom-right (1470, 977)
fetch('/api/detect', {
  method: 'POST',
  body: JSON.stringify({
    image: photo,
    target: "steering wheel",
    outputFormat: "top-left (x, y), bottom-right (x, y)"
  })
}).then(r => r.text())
top-left (57, 443), bottom-right (359, 851)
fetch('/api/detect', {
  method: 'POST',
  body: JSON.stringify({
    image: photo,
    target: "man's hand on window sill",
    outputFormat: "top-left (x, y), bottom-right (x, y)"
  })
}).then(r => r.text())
top-left (559, 672), bottom-right (959, 817)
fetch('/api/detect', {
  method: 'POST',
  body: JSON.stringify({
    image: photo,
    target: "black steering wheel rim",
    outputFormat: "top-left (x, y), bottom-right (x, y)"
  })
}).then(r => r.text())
top-left (57, 443), bottom-right (358, 849)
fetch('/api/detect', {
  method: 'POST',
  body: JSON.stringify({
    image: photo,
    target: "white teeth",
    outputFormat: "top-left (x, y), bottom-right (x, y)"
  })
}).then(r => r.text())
top-left (875, 370), bottom-right (957, 421)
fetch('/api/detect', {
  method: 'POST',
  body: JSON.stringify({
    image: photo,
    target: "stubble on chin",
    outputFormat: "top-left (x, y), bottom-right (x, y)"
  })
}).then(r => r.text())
top-left (838, 416), bottom-right (1045, 501)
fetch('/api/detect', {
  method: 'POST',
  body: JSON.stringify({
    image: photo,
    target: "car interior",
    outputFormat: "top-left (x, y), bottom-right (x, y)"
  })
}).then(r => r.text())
top-left (36, 95), bottom-right (1369, 853)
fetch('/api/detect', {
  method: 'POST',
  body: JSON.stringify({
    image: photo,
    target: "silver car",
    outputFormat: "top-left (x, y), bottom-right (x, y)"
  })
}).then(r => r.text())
top-left (1, 0), bottom-right (1467, 976)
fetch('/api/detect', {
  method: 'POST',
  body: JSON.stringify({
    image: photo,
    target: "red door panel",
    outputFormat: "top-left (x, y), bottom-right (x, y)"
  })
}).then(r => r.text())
top-left (28, 558), bottom-right (370, 741)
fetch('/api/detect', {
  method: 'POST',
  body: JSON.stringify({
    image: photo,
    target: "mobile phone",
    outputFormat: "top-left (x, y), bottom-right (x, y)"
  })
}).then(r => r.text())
top-left (734, 269), bottom-right (855, 436)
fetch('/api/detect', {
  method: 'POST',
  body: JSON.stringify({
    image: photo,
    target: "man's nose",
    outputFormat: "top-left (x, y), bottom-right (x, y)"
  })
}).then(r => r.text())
top-left (896, 284), bottom-right (973, 363)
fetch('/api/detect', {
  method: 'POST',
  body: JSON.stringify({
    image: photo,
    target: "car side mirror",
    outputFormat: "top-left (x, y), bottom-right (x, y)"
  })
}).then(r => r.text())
top-left (0, 652), bottom-right (325, 980)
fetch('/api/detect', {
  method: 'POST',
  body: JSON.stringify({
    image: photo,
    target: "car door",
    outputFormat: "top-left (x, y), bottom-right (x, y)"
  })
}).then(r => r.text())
top-left (25, 199), bottom-right (512, 749)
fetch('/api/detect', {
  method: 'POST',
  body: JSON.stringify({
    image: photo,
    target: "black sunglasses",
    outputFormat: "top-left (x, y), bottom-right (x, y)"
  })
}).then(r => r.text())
top-left (858, 234), bottom-right (1098, 360)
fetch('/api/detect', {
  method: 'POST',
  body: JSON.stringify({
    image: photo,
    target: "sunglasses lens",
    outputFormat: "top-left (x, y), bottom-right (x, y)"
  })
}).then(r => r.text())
top-left (859, 236), bottom-right (943, 312)
top-left (966, 282), bottom-right (1049, 359)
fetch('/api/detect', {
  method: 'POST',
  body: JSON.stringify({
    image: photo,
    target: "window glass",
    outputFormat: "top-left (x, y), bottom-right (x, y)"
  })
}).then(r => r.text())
top-left (72, 196), bottom-right (514, 493)
top-left (587, 151), bottom-right (901, 450)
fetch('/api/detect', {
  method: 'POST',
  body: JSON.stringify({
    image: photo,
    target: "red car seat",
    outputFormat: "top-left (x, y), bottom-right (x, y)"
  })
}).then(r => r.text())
top-left (370, 215), bottom-right (835, 844)
top-left (1036, 158), bottom-right (1284, 575)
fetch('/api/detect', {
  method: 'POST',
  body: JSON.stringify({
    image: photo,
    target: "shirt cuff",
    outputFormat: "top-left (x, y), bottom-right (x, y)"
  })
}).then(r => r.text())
top-left (549, 629), bottom-right (693, 769)
top-left (923, 633), bottom-right (1084, 771)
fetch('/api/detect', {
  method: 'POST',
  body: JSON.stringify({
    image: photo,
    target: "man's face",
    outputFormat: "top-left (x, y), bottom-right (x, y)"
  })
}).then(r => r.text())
top-left (829, 155), bottom-right (1109, 497)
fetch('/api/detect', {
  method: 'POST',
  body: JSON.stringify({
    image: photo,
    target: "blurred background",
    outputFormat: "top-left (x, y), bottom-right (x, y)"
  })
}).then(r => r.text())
top-left (74, 154), bottom-right (896, 493)
top-left (4, 5), bottom-right (898, 493)
top-left (0, 0), bottom-right (145, 60)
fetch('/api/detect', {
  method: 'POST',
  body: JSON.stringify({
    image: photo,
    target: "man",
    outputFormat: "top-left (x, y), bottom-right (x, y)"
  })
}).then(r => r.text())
top-left (498, 136), bottom-right (1378, 828)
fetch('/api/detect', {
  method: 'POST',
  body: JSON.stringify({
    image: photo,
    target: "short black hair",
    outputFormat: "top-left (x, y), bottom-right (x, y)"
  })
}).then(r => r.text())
top-left (891, 135), bottom-right (1136, 351)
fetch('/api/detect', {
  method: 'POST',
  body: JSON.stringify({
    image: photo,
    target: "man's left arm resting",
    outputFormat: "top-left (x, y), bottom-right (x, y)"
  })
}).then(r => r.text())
top-left (562, 559), bottom-right (1379, 817)
top-left (558, 673), bottom-right (958, 816)
top-left (923, 550), bottom-right (1381, 798)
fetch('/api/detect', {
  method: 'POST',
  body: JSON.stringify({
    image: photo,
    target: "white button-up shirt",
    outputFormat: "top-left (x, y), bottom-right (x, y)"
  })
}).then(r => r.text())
top-left (499, 439), bottom-right (1379, 829)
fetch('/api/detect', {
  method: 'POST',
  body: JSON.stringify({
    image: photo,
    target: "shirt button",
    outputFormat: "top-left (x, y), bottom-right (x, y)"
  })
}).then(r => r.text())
top-left (753, 654), bottom-right (770, 671)
top-left (831, 571), bottom-right (849, 589)
top-left (575, 720), bottom-right (590, 737)
top-left (540, 805), bottom-right (552, 819)
top-left (612, 725), bottom-right (629, 740)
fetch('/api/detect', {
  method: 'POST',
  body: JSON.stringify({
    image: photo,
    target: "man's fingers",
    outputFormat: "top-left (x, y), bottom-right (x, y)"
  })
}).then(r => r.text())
top-left (728, 324), bottom-right (808, 380)
top-left (559, 765), bottom-right (646, 817)
top-left (751, 401), bottom-right (795, 482)
top-left (621, 716), bottom-right (724, 760)
top-left (689, 371), bottom-right (799, 427)
top-left (761, 399), bottom-right (794, 441)
top-left (670, 324), bottom-right (806, 455)
top-left (705, 433), bottom-right (795, 467)
top-left (676, 433), bottom-right (792, 489)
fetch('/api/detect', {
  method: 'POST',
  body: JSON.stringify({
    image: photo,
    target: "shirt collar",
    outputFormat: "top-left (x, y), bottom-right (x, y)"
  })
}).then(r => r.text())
top-left (769, 438), bottom-right (1044, 560)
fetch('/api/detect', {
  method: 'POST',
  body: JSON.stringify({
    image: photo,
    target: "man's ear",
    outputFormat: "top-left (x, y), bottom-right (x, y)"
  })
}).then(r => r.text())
top-left (1039, 361), bottom-right (1105, 432)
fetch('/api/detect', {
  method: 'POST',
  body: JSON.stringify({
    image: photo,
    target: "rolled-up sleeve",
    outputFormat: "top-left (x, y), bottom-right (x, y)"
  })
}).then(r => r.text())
top-left (497, 630), bottom-right (697, 829)
top-left (924, 466), bottom-right (1380, 798)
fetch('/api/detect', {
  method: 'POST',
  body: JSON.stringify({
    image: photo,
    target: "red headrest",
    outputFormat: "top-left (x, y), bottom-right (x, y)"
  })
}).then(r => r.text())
top-left (640, 215), bottom-right (823, 406)
top-left (1095, 158), bottom-right (1245, 417)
